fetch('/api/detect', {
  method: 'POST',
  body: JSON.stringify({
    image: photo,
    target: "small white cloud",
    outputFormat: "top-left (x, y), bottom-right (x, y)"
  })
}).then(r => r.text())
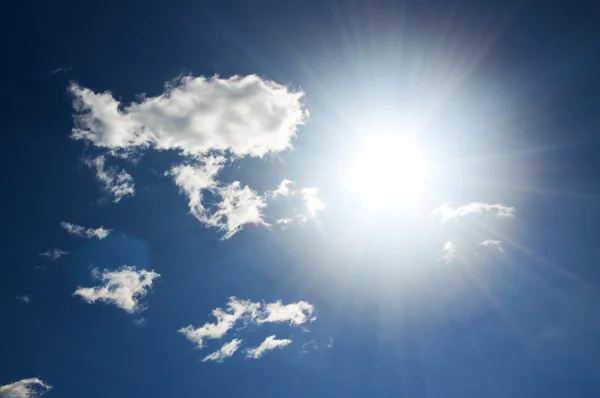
top-left (39, 249), bottom-right (68, 261)
top-left (442, 241), bottom-right (459, 263)
top-left (480, 239), bottom-right (505, 252)
top-left (271, 178), bottom-right (294, 197)
top-left (299, 188), bottom-right (325, 223)
top-left (202, 339), bottom-right (242, 363)
top-left (205, 182), bottom-right (268, 240)
top-left (431, 202), bottom-right (515, 223)
top-left (246, 335), bottom-right (292, 359)
top-left (86, 156), bottom-right (135, 203)
top-left (0, 378), bottom-right (52, 398)
top-left (179, 297), bottom-right (260, 349)
top-left (133, 317), bottom-right (147, 327)
top-left (74, 266), bottom-right (160, 313)
top-left (276, 218), bottom-right (293, 225)
top-left (328, 337), bottom-right (333, 348)
top-left (169, 156), bottom-right (225, 220)
top-left (16, 295), bottom-right (31, 304)
top-left (60, 221), bottom-right (111, 239)
top-left (256, 300), bottom-right (315, 326)
top-left (69, 75), bottom-right (307, 158)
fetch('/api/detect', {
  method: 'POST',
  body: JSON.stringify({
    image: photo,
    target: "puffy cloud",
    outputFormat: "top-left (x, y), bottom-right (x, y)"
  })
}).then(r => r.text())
top-left (256, 300), bottom-right (315, 326)
top-left (74, 266), bottom-right (160, 313)
top-left (69, 75), bottom-right (307, 158)
top-left (271, 178), bottom-right (294, 197)
top-left (16, 295), bottom-right (31, 304)
top-left (0, 378), bottom-right (52, 398)
top-left (442, 241), bottom-right (459, 263)
top-left (431, 202), bottom-right (515, 223)
top-left (480, 239), bottom-right (505, 252)
top-left (204, 182), bottom-right (268, 240)
top-left (179, 297), bottom-right (260, 349)
top-left (180, 298), bottom-right (315, 349)
top-left (246, 335), bottom-right (292, 359)
top-left (299, 188), bottom-right (325, 223)
top-left (86, 156), bottom-right (134, 203)
top-left (202, 339), bottom-right (242, 363)
top-left (39, 249), bottom-right (68, 261)
top-left (60, 221), bottom-right (111, 239)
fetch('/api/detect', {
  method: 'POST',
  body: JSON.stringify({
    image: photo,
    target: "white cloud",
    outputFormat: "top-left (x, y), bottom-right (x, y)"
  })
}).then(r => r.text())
top-left (180, 298), bottom-right (315, 350)
top-left (480, 239), bottom-right (505, 252)
top-left (179, 297), bottom-right (260, 349)
top-left (86, 156), bottom-right (134, 203)
top-left (16, 295), bottom-right (31, 304)
top-left (39, 249), bottom-right (68, 261)
top-left (133, 317), bottom-right (147, 327)
top-left (246, 335), bottom-right (292, 359)
top-left (74, 266), bottom-right (160, 313)
top-left (276, 218), bottom-right (293, 225)
top-left (69, 75), bottom-right (307, 158)
top-left (271, 178), bottom-right (294, 197)
top-left (431, 202), bottom-right (515, 223)
top-left (202, 339), bottom-right (242, 363)
top-left (0, 378), bottom-right (52, 398)
top-left (299, 188), bottom-right (325, 223)
top-left (204, 182), bottom-right (268, 240)
top-left (442, 241), bottom-right (459, 263)
top-left (169, 156), bottom-right (225, 220)
top-left (60, 221), bottom-right (111, 239)
top-left (256, 300), bottom-right (315, 326)
top-left (169, 159), bottom-right (267, 239)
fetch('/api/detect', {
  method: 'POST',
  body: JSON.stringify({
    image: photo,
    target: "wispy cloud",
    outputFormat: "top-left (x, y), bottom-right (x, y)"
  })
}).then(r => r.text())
top-left (442, 241), bottom-right (459, 263)
top-left (299, 188), bottom-right (325, 223)
top-left (69, 75), bottom-right (307, 158)
top-left (480, 239), bottom-right (505, 252)
top-left (179, 298), bottom-right (260, 348)
top-left (0, 378), bottom-right (52, 398)
top-left (180, 298), bottom-right (315, 349)
top-left (86, 156), bottom-right (135, 203)
top-left (133, 317), bottom-right (147, 327)
top-left (39, 249), bottom-right (68, 261)
top-left (16, 295), bottom-right (31, 304)
top-left (202, 339), bottom-right (242, 363)
top-left (271, 179), bottom-right (294, 197)
top-left (60, 221), bottom-right (111, 239)
top-left (246, 335), bottom-right (292, 359)
top-left (431, 202), bottom-right (515, 223)
top-left (74, 266), bottom-right (160, 313)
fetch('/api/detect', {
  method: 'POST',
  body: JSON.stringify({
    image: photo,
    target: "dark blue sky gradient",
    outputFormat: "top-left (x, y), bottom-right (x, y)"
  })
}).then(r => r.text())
top-left (2, 1), bottom-right (600, 397)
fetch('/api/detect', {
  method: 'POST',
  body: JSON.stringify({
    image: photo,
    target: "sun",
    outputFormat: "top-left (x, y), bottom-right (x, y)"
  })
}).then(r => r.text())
top-left (345, 135), bottom-right (432, 208)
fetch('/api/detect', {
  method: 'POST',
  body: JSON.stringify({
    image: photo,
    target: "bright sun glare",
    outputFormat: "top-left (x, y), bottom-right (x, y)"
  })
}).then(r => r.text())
top-left (347, 135), bottom-right (432, 208)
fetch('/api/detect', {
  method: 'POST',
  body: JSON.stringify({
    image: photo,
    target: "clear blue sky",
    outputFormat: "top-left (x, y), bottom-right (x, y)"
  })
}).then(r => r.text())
top-left (2, 0), bottom-right (600, 397)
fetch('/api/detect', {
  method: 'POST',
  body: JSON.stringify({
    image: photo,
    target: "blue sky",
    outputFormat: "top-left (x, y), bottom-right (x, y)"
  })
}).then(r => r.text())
top-left (2, 0), bottom-right (600, 397)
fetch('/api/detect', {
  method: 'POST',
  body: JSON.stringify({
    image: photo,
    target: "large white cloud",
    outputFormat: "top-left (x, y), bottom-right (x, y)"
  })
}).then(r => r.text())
top-left (246, 335), bottom-right (292, 359)
top-left (179, 297), bottom-right (260, 349)
top-left (86, 156), bottom-right (135, 203)
top-left (431, 202), bottom-right (515, 223)
top-left (0, 378), bottom-right (51, 398)
top-left (69, 75), bottom-right (307, 158)
top-left (180, 297), bottom-right (315, 349)
top-left (74, 266), bottom-right (160, 313)
top-left (202, 339), bottom-right (242, 363)
top-left (60, 221), bottom-right (110, 239)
